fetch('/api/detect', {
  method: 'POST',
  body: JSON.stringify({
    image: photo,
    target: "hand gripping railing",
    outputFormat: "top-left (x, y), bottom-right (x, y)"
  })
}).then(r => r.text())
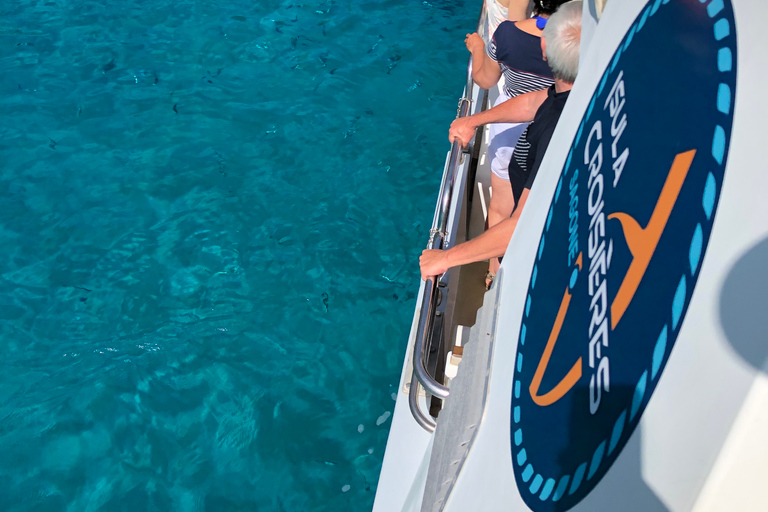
top-left (408, 7), bottom-right (487, 433)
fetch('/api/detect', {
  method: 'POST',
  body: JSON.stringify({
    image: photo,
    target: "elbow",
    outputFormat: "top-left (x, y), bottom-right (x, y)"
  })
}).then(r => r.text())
top-left (474, 75), bottom-right (496, 90)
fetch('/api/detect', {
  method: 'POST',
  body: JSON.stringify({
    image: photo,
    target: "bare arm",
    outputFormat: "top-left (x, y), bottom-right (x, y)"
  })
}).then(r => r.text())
top-left (420, 189), bottom-right (531, 279)
top-left (465, 33), bottom-right (502, 90)
top-left (448, 88), bottom-right (548, 146)
top-left (507, 0), bottom-right (532, 21)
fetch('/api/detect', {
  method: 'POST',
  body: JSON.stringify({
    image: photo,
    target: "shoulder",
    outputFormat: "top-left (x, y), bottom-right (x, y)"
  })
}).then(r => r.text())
top-left (514, 18), bottom-right (542, 36)
top-left (550, 89), bottom-right (571, 111)
top-left (492, 20), bottom-right (516, 40)
top-left (492, 20), bottom-right (541, 57)
top-left (493, 21), bottom-right (531, 43)
top-left (533, 88), bottom-right (569, 131)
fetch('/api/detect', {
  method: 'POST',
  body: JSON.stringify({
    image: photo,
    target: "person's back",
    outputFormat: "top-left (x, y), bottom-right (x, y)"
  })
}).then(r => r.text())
top-left (507, 0), bottom-right (582, 205)
top-left (487, 16), bottom-right (554, 98)
top-left (508, 86), bottom-right (571, 206)
top-left (469, 0), bottom-right (568, 97)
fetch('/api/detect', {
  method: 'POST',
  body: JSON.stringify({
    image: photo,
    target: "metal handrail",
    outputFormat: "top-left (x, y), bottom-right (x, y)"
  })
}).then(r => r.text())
top-left (408, 6), bottom-right (488, 432)
top-left (412, 97), bottom-right (471, 400)
top-left (409, 373), bottom-right (436, 432)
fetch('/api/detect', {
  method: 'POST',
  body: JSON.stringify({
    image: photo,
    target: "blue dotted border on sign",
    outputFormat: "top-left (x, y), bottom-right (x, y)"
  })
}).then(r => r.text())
top-left (511, 0), bottom-right (734, 503)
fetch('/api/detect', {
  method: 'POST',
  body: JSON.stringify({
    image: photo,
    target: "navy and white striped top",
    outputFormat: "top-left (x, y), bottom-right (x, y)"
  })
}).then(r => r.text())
top-left (487, 21), bottom-right (554, 98)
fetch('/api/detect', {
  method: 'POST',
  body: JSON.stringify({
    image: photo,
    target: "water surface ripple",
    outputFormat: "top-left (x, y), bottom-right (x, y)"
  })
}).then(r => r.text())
top-left (0, 0), bottom-right (475, 510)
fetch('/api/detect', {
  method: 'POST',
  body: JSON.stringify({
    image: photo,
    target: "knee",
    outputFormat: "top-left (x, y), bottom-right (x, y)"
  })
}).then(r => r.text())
top-left (489, 193), bottom-right (514, 218)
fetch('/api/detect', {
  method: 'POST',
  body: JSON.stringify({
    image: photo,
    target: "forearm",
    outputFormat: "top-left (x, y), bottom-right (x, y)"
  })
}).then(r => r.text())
top-left (449, 89), bottom-right (544, 147)
top-left (420, 191), bottom-right (529, 279)
top-left (472, 53), bottom-right (502, 90)
top-left (468, 88), bottom-right (546, 127)
top-left (442, 189), bottom-right (530, 270)
top-left (470, 51), bottom-right (489, 88)
top-left (444, 214), bottom-right (519, 268)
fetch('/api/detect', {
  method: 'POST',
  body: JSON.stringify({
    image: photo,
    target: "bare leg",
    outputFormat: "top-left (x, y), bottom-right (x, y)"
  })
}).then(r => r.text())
top-left (486, 173), bottom-right (516, 288)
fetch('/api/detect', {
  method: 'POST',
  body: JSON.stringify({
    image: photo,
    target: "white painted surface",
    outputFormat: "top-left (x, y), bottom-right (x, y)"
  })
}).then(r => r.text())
top-left (373, 388), bottom-right (431, 512)
top-left (640, 1), bottom-right (768, 508)
top-left (373, 276), bottom-right (432, 512)
top-left (439, 0), bottom-right (768, 511)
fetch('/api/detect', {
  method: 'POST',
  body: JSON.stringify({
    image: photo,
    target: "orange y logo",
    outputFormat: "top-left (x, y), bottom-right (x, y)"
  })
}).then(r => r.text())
top-left (529, 253), bottom-right (583, 406)
top-left (609, 150), bottom-right (696, 329)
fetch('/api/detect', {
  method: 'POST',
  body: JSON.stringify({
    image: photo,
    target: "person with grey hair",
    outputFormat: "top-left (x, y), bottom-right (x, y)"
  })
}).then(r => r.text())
top-left (420, 0), bottom-right (582, 282)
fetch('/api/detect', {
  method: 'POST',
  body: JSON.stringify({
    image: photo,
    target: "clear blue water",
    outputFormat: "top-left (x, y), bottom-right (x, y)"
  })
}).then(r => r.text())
top-left (0, 0), bottom-right (475, 510)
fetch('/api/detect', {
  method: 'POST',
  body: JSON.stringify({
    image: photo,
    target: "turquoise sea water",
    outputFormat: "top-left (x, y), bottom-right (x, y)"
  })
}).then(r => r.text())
top-left (1, 0), bottom-right (475, 510)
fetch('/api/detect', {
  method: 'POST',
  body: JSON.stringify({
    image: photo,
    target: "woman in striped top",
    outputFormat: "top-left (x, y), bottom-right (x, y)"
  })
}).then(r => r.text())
top-left (465, 0), bottom-right (570, 289)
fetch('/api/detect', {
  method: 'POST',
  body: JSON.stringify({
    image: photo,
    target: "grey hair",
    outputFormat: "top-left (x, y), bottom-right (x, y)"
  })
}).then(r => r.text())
top-left (543, 1), bottom-right (582, 83)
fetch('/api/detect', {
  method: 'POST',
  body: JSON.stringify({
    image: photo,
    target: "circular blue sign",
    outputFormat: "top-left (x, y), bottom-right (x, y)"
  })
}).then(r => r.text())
top-left (510, 0), bottom-right (737, 510)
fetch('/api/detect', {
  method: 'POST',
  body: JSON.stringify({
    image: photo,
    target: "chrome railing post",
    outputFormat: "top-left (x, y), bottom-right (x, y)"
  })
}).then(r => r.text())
top-left (413, 276), bottom-right (450, 400)
top-left (409, 67), bottom-right (473, 417)
top-left (407, 5), bottom-right (487, 433)
top-left (409, 374), bottom-right (436, 433)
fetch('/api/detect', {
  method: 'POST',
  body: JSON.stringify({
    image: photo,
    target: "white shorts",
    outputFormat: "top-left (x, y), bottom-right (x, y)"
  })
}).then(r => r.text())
top-left (488, 93), bottom-right (529, 181)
